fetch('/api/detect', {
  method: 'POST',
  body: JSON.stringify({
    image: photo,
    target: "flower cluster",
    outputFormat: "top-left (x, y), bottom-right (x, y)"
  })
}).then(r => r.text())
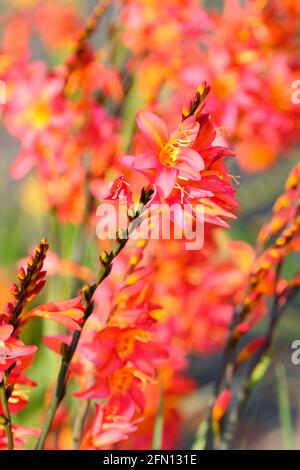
top-left (120, 84), bottom-right (237, 228)
top-left (1, 0), bottom-right (299, 225)
top-left (0, 239), bottom-right (48, 449)
top-left (121, 0), bottom-right (300, 172)
top-left (0, 0), bottom-right (299, 453)
top-left (206, 162), bottom-right (300, 449)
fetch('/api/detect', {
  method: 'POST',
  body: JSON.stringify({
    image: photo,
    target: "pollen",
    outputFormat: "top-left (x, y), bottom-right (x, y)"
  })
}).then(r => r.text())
top-left (159, 144), bottom-right (179, 167)
top-left (158, 129), bottom-right (193, 168)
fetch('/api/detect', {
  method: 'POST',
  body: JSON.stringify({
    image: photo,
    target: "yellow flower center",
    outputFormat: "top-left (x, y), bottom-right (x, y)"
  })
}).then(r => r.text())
top-left (26, 101), bottom-right (51, 129)
top-left (158, 128), bottom-right (194, 168)
top-left (116, 329), bottom-right (152, 359)
top-left (159, 145), bottom-right (179, 167)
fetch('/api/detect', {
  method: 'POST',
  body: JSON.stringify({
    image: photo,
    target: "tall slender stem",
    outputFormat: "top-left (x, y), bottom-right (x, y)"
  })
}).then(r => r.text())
top-left (152, 384), bottom-right (164, 450)
top-left (221, 285), bottom-right (299, 449)
top-left (72, 399), bottom-right (91, 450)
top-left (35, 190), bottom-right (154, 449)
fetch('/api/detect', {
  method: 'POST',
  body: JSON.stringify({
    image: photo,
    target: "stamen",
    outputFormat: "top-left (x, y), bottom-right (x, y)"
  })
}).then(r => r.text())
top-left (158, 128), bottom-right (194, 168)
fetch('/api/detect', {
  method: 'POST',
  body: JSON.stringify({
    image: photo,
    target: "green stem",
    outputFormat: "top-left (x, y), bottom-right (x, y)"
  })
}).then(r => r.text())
top-left (276, 363), bottom-right (293, 450)
top-left (0, 375), bottom-right (14, 450)
top-left (35, 190), bottom-right (153, 450)
top-left (152, 385), bottom-right (164, 450)
top-left (72, 399), bottom-right (91, 450)
top-left (35, 329), bottom-right (82, 450)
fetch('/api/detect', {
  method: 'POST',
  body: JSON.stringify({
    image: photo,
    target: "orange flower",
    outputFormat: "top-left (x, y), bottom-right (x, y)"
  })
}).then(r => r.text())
top-left (26, 296), bottom-right (85, 331)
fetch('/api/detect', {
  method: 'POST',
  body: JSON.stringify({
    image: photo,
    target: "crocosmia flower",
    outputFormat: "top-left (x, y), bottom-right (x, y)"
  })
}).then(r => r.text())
top-left (0, 325), bottom-right (37, 381)
top-left (121, 111), bottom-right (204, 198)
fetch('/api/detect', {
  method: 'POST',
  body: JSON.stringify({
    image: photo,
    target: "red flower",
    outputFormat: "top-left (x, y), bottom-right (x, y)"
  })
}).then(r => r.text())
top-left (105, 175), bottom-right (133, 204)
top-left (0, 324), bottom-right (37, 381)
top-left (81, 397), bottom-right (141, 450)
top-left (121, 111), bottom-right (204, 199)
top-left (75, 366), bottom-right (148, 412)
top-left (81, 326), bottom-right (168, 377)
top-left (25, 296), bottom-right (85, 330)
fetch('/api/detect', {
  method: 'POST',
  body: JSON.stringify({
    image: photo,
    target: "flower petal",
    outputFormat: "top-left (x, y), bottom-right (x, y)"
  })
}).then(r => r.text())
top-left (120, 152), bottom-right (157, 172)
top-left (5, 339), bottom-right (37, 358)
top-left (75, 381), bottom-right (109, 400)
top-left (177, 162), bottom-right (202, 180)
top-left (156, 166), bottom-right (177, 198)
top-left (194, 114), bottom-right (216, 149)
top-left (0, 324), bottom-right (13, 342)
top-left (136, 111), bottom-right (168, 151)
top-left (177, 148), bottom-right (205, 171)
top-left (10, 150), bottom-right (34, 180)
top-left (176, 117), bottom-right (199, 144)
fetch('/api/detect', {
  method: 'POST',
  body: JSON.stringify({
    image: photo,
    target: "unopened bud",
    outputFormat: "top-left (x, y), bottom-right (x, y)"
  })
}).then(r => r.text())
top-left (17, 267), bottom-right (26, 281)
top-left (99, 251), bottom-right (111, 266)
top-left (11, 283), bottom-right (20, 296)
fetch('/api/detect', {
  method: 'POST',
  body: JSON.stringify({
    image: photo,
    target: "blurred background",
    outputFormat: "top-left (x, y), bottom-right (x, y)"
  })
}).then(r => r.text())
top-left (0, 0), bottom-right (299, 449)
